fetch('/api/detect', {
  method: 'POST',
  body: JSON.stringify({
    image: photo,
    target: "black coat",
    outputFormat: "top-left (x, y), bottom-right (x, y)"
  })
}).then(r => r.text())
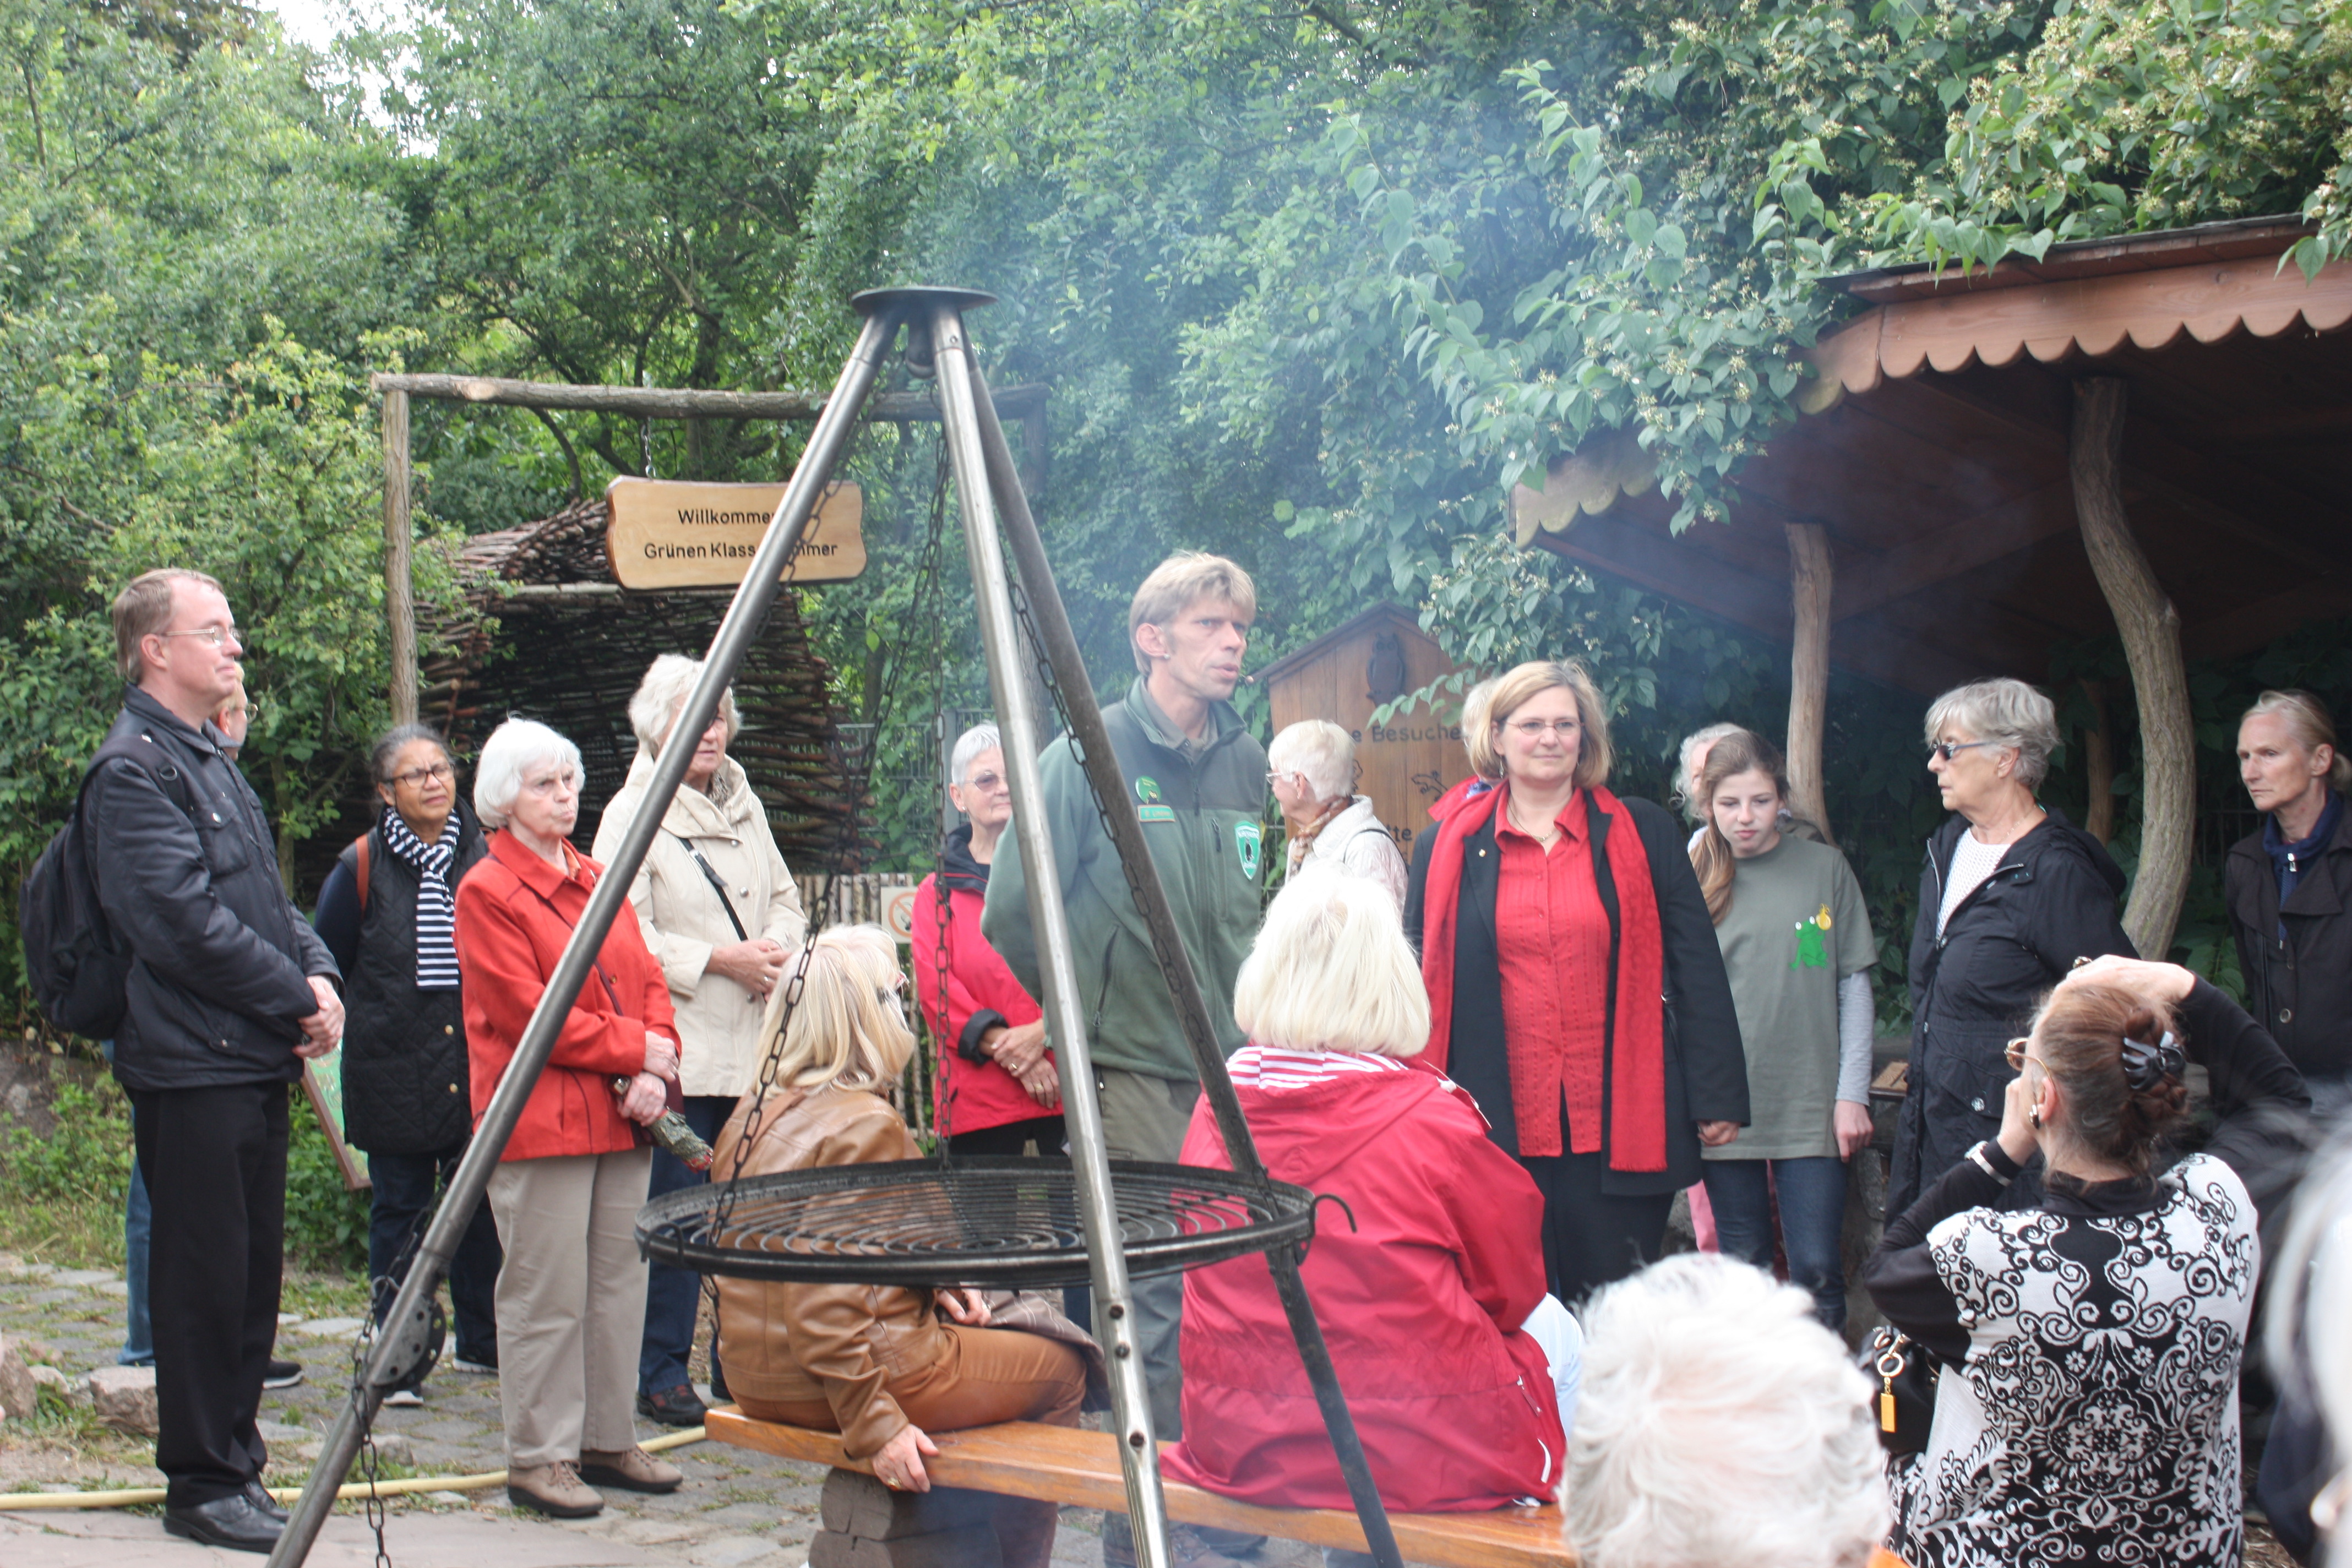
top-left (87, 685), bottom-right (337, 1092)
top-left (1403, 791), bottom-right (1749, 1196)
top-left (2225, 801), bottom-right (2352, 1088)
top-left (1892, 808), bottom-right (2135, 1211)
top-left (314, 807), bottom-right (489, 1154)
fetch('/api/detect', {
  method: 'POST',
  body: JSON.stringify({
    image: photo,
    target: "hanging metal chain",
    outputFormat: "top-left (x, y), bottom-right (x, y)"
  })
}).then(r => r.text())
top-left (712, 424), bottom-right (956, 1224)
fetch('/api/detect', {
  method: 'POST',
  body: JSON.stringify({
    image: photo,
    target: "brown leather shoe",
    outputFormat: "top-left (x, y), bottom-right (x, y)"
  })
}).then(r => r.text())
top-left (579, 1446), bottom-right (683, 1494)
top-left (507, 1460), bottom-right (603, 1518)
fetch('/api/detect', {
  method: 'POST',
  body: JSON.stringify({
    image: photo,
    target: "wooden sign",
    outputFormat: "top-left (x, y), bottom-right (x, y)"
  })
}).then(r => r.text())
top-left (1259, 604), bottom-right (1472, 859)
top-left (302, 1048), bottom-right (370, 1192)
top-left (606, 477), bottom-right (867, 590)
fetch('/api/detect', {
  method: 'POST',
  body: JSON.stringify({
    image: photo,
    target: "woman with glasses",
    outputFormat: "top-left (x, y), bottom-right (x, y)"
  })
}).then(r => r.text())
top-left (715, 926), bottom-right (1088, 1568)
top-left (313, 723), bottom-right (503, 1407)
top-left (910, 723), bottom-right (1063, 1156)
top-left (1868, 955), bottom-right (2266, 1568)
top-left (455, 717), bottom-right (685, 1518)
top-left (1892, 679), bottom-right (2134, 1215)
top-left (1404, 659), bottom-right (1749, 1304)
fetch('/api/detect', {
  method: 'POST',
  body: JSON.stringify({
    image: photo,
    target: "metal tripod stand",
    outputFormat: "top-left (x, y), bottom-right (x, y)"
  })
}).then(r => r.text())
top-left (265, 286), bottom-right (1402, 1568)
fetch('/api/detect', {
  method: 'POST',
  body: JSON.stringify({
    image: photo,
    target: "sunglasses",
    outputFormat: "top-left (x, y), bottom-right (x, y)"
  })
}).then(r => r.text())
top-left (1929, 740), bottom-right (1996, 763)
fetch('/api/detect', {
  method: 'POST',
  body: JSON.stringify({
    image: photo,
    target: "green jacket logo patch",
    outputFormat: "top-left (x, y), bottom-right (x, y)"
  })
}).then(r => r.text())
top-left (1235, 819), bottom-right (1262, 879)
top-left (1136, 776), bottom-right (1162, 805)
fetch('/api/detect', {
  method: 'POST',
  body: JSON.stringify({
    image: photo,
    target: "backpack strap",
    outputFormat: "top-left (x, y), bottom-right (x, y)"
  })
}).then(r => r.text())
top-left (355, 832), bottom-right (372, 908)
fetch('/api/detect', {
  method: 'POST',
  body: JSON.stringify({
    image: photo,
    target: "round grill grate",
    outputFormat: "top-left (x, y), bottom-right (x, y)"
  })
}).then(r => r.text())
top-left (638, 1157), bottom-right (1319, 1288)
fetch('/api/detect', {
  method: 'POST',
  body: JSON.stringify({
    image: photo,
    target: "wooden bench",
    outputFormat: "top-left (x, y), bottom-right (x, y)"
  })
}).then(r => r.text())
top-left (705, 1407), bottom-right (1573, 1568)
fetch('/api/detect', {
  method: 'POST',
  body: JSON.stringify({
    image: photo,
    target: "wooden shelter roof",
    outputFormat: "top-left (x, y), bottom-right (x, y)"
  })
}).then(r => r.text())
top-left (421, 499), bottom-right (858, 863)
top-left (1511, 219), bottom-right (2352, 693)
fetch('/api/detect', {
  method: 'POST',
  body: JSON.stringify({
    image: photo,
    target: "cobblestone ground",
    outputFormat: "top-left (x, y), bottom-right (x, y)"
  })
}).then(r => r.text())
top-left (0, 1253), bottom-right (1133, 1568)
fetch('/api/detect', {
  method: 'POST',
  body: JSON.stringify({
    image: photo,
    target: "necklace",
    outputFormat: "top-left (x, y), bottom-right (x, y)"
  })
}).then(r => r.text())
top-left (1508, 794), bottom-right (1565, 846)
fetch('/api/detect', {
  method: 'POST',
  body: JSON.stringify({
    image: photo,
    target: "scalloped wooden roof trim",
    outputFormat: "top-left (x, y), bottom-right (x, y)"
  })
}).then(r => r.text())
top-left (1802, 253), bottom-right (2352, 413)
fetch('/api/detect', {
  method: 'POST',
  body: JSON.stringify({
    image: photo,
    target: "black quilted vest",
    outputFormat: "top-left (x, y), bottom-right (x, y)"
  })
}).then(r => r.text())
top-left (337, 809), bottom-right (488, 1155)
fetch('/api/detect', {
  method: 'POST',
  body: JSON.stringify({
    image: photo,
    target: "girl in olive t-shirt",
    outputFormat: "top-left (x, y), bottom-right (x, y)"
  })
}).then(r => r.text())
top-left (1687, 731), bottom-right (1876, 1330)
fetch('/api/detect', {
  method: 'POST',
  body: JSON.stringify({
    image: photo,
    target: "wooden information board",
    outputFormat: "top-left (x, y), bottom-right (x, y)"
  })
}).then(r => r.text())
top-left (606, 477), bottom-right (867, 590)
top-left (301, 1047), bottom-right (370, 1191)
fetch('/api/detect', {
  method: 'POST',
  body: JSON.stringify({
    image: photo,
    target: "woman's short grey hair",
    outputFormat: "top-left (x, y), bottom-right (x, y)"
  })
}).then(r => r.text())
top-left (473, 717), bottom-right (582, 830)
top-left (1565, 1254), bottom-right (1889, 1568)
top-left (1268, 720), bottom-right (1356, 802)
top-left (1673, 722), bottom-right (1746, 821)
top-left (628, 654), bottom-right (740, 757)
top-left (1232, 869), bottom-right (1428, 1058)
top-left (1924, 677), bottom-right (2060, 791)
top-left (950, 723), bottom-right (1002, 788)
top-left (370, 723), bottom-right (452, 787)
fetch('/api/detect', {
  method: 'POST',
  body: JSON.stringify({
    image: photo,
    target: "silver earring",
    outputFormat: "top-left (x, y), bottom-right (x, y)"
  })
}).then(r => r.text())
top-left (2029, 1104), bottom-right (2043, 1131)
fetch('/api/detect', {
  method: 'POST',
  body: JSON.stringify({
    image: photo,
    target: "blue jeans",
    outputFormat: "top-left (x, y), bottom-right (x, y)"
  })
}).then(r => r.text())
top-left (122, 1153), bottom-right (154, 1365)
top-left (367, 1141), bottom-right (503, 1380)
top-left (1701, 1156), bottom-right (1850, 1331)
top-left (639, 1095), bottom-right (736, 1395)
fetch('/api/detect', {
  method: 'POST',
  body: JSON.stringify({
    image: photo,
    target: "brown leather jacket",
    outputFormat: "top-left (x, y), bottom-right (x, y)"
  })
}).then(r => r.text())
top-left (711, 1085), bottom-right (949, 1455)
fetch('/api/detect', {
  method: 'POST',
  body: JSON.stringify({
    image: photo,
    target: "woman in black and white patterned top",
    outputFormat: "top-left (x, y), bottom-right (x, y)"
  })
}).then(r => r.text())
top-left (1866, 954), bottom-right (2263, 1568)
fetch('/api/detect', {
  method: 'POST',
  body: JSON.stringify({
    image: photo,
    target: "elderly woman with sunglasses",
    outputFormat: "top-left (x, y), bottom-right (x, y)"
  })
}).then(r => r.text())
top-left (1891, 679), bottom-right (2137, 1215)
top-left (1867, 955), bottom-right (2286, 1568)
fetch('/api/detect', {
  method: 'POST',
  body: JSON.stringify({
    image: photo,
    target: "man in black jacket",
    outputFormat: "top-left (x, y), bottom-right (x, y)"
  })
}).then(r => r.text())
top-left (88, 569), bottom-right (343, 1553)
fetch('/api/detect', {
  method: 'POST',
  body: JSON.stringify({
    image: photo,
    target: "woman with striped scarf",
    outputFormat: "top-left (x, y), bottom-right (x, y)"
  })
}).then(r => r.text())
top-left (313, 722), bottom-right (503, 1406)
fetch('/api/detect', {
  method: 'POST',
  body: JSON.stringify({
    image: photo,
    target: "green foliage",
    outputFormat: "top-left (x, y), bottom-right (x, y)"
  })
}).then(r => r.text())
top-left (0, 1074), bottom-right (135, 1205)
top-left (285, 1099), bottom-right (369, 1274)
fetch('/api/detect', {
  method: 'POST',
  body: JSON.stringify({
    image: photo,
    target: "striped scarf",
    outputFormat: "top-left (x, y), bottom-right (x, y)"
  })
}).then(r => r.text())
top-left (382, 808), bottom-right (461, 990)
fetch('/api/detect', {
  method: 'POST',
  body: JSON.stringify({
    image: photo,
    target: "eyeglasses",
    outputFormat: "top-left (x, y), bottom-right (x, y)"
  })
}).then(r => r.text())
top-left (963, 771), bottom-right (1006, 793)
top-left (1929, 740), bottom-right (1996, 763)
top-left (1265, 770), bottom-right (1303, 785)
top-left (1502, 718), bottom-right (1581, 739)
top-left (386, 761), bottom-right (455, 789)
top-left (2003, 1038), bottom-right (2041, 1072)
top-left (157, 625), bottom-right (240, 649)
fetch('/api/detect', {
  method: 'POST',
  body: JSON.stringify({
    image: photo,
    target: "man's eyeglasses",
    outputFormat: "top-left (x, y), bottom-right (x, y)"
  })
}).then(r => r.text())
top-left (158, 626), bottom-right (239, 649)
top-left (1929, 740), bottom-right (1995, 763)
top-left (1502, 718), bottom-right (1581, 739)
top-left (386, 761), bottom-right (456, 789)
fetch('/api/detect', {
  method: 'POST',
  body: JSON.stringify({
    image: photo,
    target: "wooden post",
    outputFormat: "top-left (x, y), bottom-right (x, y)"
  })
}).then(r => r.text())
top-left (2071, 378), bottom-right (2191, 958)
top-left (1784, 520), bottom-right (1837, 846)
top-left (383, 386), bottom-right (417, 726)
top-left (2080, 678), bottom-right (2116, 844)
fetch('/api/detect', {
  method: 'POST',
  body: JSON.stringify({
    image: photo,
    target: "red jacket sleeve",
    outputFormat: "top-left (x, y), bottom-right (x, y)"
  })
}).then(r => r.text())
top-left (456, 880), bottom-right (654, 1079)
top-left (1439, 1116), bottom-right (1551, 1334)
top-left (912, 879), bottom-right (982, 1043)
top-left (616, 900), bottom-right (682, 1057)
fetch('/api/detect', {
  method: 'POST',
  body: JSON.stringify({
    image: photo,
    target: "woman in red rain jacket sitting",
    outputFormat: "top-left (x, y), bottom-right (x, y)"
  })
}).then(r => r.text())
top-left (1165, 869), bottom-right (1579, 1548)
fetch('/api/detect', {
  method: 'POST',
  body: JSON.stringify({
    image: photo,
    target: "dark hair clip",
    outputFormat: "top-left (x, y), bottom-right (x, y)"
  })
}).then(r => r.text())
top-left (2119, 1031), bottom-right (2186, 1091)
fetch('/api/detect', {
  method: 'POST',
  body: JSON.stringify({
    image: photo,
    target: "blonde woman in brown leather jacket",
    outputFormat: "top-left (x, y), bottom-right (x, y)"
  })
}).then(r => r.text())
top-left (714, 926), bottom-right (1086, 1568)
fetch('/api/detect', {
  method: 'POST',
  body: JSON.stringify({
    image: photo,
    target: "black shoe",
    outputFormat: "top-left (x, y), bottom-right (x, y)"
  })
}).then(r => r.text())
top-left (164, 1493), bottom-right (285, 1553)
top-left (709, 1362), bottom-right (730, 1404)
top-left (244, 1480), bottom-right (289, 1523)
top-left (635, 1382), bottom-right (707, 1428)
top-left (264, 1358), bottom-right (304, 1390)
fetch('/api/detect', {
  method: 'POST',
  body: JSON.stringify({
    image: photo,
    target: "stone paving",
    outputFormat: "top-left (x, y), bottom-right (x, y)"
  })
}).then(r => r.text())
top-left (1, 1254), bottom-right (1124, 1568)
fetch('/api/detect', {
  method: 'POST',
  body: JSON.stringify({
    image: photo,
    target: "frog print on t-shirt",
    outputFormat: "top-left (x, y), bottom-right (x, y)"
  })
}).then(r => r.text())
top-left (1792, 904), bottom-right (1832, 970)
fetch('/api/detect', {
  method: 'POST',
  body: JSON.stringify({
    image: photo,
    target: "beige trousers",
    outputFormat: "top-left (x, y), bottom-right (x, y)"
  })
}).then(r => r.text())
top-left (487, 1148), bottom-right (652, 1467)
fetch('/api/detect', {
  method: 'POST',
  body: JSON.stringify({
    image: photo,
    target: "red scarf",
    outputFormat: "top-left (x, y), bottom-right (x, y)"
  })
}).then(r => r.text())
top-left (1417, 783), bottom-right (1669, 1170)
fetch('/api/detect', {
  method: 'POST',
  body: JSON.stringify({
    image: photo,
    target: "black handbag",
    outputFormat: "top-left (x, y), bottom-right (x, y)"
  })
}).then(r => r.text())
top-left (1860, 1325), bottom-right (1940, 1456)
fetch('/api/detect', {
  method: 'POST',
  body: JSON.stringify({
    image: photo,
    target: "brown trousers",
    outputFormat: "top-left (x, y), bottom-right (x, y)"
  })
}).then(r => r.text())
top-left (739, 1324), bottom-right (1086, 1568)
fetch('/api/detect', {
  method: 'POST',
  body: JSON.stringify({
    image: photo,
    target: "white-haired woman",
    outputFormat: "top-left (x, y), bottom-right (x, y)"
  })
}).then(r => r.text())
top-left (1268, 719), bottom-right (1407, 910)
top-left (1166, 870), bottom-right (1575, 1540)
top-left (1404, 658), bottom-right (1749, 1304)
top-left (1868, 956), bottom-right (2264, 1568)
top-left (2229, 688), bottom-right (2352, 1117)
top-left (1564, 1253), bottom-right (1894, 1568)
top-left (455, 718), bottom-right (685, 1518)
top-left (592, 654), bottom-right (808, 1429)
top-left (911, 722), bottom-right (1061, 1154)
top-left (1892, 677), bottom-right (2133, 1214)
top-left (714, 927), bottom-right (1087, 1568)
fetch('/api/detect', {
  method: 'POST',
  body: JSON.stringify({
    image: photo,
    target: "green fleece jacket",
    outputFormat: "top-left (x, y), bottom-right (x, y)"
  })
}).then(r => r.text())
top-left (981, 678), bottom-right (1269, 1081)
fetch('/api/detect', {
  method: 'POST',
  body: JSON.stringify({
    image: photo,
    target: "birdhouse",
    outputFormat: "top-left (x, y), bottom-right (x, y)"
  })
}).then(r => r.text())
top-left (1257, 605), bottom-right (1472, 855)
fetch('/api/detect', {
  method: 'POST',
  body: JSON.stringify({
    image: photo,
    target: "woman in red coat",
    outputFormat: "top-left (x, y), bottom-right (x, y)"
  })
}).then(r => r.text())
top-left (1165, 869), bottom-right (1572, 1529)
top-left (910, 723), bottom-right (1063, 1153)
top-left (455, 718), bottom-right (685, 1520)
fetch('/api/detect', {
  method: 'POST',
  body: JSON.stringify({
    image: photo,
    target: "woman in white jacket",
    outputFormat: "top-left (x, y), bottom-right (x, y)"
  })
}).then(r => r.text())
top-left (592, 654), bottom-right (807, 1428)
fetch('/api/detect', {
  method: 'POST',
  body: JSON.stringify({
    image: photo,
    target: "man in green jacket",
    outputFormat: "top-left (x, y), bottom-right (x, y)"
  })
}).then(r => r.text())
top-left (982, 553), bottom-right (1268, 1451)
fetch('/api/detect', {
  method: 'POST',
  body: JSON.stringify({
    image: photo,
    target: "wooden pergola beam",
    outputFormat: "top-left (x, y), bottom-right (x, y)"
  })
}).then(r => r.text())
top-left (368, 372), bottom-right (1047, 423)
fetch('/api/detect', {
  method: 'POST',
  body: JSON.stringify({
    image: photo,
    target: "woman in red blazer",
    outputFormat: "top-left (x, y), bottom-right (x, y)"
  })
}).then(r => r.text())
top-left (910, 723), bottom-right (1062, 1153)
top-left (455, 718), bottom-right (684, 1521)
top-left (1166, 870), bottom-right (1574, 1528)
